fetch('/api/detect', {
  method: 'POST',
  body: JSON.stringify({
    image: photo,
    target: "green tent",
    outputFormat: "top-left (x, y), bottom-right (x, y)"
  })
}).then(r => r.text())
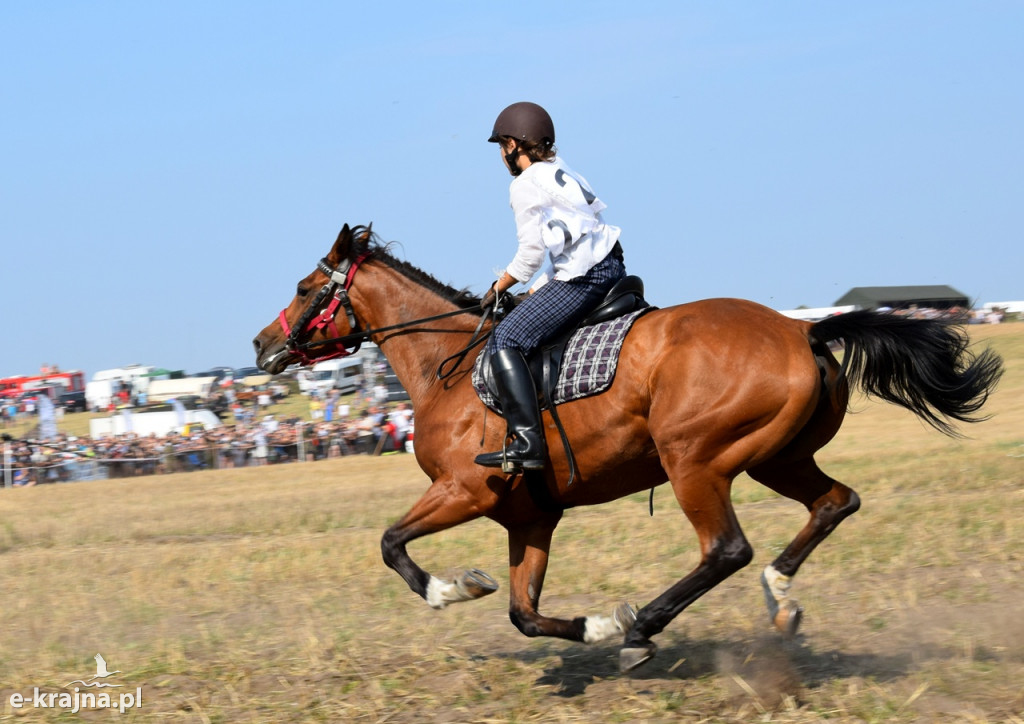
top-left (143, 368), bottom-right (185, 379)
top-left (833, 285), bottom-right (969, 311)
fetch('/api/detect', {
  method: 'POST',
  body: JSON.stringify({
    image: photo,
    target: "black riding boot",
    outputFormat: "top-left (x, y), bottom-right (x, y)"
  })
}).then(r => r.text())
top-left (474, 349), bottom-right (546, 472)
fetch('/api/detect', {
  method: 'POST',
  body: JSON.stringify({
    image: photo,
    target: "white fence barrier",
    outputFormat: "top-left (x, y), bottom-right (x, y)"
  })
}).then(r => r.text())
top-left (2, 423), bottom-right (407, 487)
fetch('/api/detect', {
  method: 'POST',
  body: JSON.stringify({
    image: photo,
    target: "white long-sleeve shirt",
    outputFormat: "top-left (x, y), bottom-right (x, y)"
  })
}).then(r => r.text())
top-left (503, 156), bottom-right (621, 291)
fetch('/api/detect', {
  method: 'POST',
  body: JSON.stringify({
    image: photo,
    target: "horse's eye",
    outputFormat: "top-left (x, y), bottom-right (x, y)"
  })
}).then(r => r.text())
top-left (297, 285), bottom-right (309, 298)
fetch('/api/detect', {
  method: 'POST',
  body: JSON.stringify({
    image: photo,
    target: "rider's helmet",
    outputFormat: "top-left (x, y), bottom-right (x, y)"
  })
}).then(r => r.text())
top-left (487, 102), bottom-right (555, 145)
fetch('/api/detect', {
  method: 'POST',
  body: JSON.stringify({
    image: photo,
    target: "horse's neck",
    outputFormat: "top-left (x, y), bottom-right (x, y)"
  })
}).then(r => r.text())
top-left (351, 266), bottom-right (479, 405)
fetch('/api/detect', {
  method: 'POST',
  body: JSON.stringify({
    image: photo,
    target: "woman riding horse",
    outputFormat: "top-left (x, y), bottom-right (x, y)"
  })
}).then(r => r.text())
top-left (476, 102), bottom-right (626, 472)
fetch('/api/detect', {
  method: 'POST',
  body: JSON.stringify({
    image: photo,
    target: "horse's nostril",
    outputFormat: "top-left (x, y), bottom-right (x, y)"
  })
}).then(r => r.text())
top-left (253, 338), bottom-right (262, 354)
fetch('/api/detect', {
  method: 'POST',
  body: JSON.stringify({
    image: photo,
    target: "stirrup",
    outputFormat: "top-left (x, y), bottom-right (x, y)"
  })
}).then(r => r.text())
top-left (475, 439), bottom-right (544, 474)
top-left (474, 437), bottom-right (511, 470)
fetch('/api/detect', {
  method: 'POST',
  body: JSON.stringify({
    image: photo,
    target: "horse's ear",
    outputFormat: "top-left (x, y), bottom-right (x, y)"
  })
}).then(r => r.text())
top-left (326, 224), bottom-right (352, 265)
top-left (355, 223), bottom-right (374, 251)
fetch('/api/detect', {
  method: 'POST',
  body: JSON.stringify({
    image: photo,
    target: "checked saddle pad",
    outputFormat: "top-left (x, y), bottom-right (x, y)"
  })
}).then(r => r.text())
top-left (472, 307), bottom-right (654, 413)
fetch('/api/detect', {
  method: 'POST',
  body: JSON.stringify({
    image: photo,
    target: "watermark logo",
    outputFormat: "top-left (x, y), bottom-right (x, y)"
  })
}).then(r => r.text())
top-left (8, 653), bottom-right (142, 715)
top-left (67, 653), bottom-right (122, 687)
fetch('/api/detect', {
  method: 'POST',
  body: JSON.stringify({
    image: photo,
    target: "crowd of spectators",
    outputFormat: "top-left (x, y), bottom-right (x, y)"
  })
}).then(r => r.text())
top-left (882, 304), bottom-right (1008, 324)
top-left (2, 397), bottom-right (415, 488)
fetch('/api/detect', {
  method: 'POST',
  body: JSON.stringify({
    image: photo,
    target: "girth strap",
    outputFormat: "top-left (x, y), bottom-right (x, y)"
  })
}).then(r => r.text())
top-left (541, 346), bottom-right (578, 487)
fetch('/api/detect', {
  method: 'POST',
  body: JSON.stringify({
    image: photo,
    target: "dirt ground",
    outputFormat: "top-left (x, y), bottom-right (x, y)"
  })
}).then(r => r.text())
top-left (2, 452), bottom-right (1022, 723)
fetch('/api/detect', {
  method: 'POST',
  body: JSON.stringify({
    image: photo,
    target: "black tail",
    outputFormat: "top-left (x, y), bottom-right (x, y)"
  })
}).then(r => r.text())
top-left (810, 310), bottom-right (1003, 436)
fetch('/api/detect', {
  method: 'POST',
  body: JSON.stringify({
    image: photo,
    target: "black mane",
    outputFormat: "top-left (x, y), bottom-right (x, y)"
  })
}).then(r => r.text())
top-left (347, 225), bottom-right (482, 310)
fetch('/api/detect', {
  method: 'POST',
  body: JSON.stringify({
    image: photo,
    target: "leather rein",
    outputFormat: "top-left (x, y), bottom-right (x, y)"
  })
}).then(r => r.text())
top-left (278, 252), bottom-right (494, 376)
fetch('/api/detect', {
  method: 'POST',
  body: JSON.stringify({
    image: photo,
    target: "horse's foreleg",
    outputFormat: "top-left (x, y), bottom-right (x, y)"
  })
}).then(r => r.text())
top-left (622, 472), bottom-right (753, 672)
top-left (747, 456), bottom-right (861, 635)
top-left (381, 477), bottom-right (499, 609)
top-left (506, 520), bottom-right (636, 644)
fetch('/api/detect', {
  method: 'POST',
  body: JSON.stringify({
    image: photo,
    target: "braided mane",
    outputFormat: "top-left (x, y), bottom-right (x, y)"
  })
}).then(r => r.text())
top-left (347, 225), bottom-right (482, 310)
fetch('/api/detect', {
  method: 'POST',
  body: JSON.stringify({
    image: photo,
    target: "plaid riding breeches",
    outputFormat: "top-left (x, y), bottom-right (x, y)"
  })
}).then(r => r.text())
top-left (488, 251), bottom-right (626, 355)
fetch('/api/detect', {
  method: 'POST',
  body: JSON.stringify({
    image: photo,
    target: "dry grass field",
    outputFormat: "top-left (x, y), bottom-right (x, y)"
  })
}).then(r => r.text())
top-left (1, 323), bottom-right (1021, 723)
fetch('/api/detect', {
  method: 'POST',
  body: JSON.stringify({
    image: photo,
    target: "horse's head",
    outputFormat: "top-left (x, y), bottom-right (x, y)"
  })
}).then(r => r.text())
top-left (253, 224), bottom-right (374, 374)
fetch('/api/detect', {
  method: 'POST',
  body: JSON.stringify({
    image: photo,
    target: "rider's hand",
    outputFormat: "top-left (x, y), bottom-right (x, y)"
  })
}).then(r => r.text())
top-left (481, 272), bottom-right (518, 311)
top-left (480, 283), bottom-right (497, 311)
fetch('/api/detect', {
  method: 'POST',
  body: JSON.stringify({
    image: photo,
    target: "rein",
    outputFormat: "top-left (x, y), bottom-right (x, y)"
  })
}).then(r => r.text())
top-left (279, 251), bottom-right (495, 376)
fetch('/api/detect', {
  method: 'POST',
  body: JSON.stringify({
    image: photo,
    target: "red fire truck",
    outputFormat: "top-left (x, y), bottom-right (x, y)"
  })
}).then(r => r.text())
top-left (0, 367), bottom-right (86, 400)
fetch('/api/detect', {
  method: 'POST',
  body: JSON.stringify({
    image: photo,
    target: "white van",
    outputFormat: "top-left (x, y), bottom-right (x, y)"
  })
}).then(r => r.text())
top-left (91, 365), bottom-right (154, 396)
top-left (310, 358), bottom-right (365, 394)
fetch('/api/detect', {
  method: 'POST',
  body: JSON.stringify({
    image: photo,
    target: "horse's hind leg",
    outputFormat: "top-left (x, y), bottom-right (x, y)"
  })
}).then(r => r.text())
top-left (746, 456), bottom-right (861, 635)
top-left (381, 476), bottom-right (500, 609)
top-left (622, 469), bottom-right (754, 672)
top-left (505, 519), bottom-right (635, 643)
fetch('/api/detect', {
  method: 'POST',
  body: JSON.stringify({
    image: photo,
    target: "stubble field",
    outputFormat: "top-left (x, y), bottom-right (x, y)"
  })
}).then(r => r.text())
top-left (1, 323), bottom-right (1022, 723)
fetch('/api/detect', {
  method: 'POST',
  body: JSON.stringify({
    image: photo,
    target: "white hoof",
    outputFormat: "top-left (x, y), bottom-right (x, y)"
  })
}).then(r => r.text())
top-left (761, 565), bottom-right (803, 636)
top-left (425, 569), bottom-right (499, 610)
top-left (583, 602), bottom-right (637, 644)
top-left (425, 576), bottom-right (459, 609)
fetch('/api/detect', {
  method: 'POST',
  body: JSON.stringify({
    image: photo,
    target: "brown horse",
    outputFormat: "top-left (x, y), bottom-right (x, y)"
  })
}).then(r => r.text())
top-left (253, 224), bottom-right (1002, 672)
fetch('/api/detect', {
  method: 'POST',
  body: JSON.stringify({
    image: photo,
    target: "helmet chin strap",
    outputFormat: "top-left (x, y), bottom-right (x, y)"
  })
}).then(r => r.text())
top-left (504, 144), bottom-right (523, 177)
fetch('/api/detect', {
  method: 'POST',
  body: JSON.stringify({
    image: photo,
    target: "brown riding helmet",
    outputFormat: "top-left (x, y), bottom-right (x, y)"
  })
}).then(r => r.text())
top-left (487, 102), bottom-right (555, 144)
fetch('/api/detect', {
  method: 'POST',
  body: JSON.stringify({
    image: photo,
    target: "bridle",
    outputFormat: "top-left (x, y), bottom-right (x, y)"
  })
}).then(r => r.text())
top-left (277, 251), bottom-right (498, 375)
top-left (277, 252), bottom-right (372, 365)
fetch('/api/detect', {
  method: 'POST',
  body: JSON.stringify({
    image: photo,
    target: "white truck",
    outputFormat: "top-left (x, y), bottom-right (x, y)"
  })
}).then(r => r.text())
top-left (91, 365), bottom-right (154, 393)
top-left (85, 379), bottom-right (115, 411)
top-left (87, 365), bottom-right (156, 410)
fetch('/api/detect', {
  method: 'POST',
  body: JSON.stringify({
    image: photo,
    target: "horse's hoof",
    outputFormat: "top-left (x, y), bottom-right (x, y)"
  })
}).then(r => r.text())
top-left (619, 642), bottom-right (657, 673)
top-left (761, 567), bottom-right (802, 636)
top-left (774, 600), bottom-right (803, 638)
top-left (455, 568), bottom-right (499, 600)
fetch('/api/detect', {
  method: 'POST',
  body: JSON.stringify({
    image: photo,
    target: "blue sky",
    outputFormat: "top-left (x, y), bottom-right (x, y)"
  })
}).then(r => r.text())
top-left (3, 2), bottom-right (1021, 379)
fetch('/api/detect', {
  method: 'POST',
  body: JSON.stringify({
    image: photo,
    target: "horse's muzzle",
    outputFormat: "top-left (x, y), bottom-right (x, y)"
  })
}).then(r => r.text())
top-left (253, 334), bottom-right (291, 374)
